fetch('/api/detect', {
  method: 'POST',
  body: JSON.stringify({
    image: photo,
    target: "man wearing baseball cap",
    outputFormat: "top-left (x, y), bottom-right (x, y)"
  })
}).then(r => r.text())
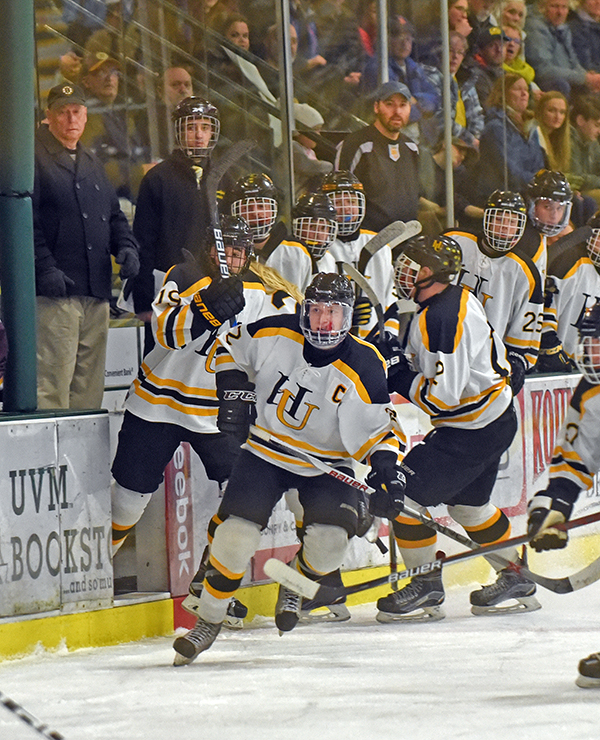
top-left (335, 80), bottom-right (420, 232)
top-left (471, 26), bottom-right (509, 109)
top-left (33, 83), bottom-right (139, 410)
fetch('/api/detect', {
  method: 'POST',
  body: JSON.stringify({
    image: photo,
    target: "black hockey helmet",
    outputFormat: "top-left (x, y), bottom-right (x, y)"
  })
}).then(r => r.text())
top-left (172, 96), bottom-right (220, 157)
top-left (301, 272), bottom-right (354, 349)
top-left (321, 170), bottom-right (366, 236)
top-left (230, 173), bottom-right (279, 242)
top-left (394, 234), bottom-right (462, 299)
top-left (586, 211), bottom-right (600, 268)
top-left (208, 214), bottom-right (254, 275)
top-left (483, 190), bottom-right (528, 252)
top-left (525, 170), bottom-right (573, 237)
top-left (575, 301), bottom-right (600, 384)
top-left (292, 192), bottom-right (338, 259)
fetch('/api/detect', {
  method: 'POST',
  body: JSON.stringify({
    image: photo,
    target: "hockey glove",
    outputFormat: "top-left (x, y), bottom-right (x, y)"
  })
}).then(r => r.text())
top-left (191, 276), bottom-right (245, 332)
top-left (352, 297), bottom-right (372, 328)
top-left (367, 451), bottom-right (406, 520)
top-left (355, 489), bottom-right (375, 538)
top-left (115, 246), bottom-right (140, 280)
top-left (375, 332), bottom-right (417, 399)
top-left (36, 267), bottom-right (75, 297)
top-left (217, 371), bottom-right (256, 445)
top-left (507, 351), bottom-right (527, 395)
top-left (526, 493), bottom-right (573, 552)
top-left (536, 331), bottom-right (575, 374)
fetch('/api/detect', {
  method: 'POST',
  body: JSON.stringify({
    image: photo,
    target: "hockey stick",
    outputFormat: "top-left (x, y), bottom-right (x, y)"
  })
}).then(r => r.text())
top-left (249, 427), bottom-right (600, 594)
top-left (205, 139), bottom-right (256, 278)
top-left (340, 262), bottom-right (385, 337)
top-left (547, 225), bottom-right (592, 269)
top-left (264, 509), bottom-right (600, 602)
top-left (357, 220), bottom-right (422, 274)
top-left (0, 690), bottom-right (65, 739)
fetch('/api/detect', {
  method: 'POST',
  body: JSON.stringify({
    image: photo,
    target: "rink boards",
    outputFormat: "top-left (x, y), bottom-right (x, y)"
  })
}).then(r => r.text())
top-left (1, 372), bottom-right (600, 659)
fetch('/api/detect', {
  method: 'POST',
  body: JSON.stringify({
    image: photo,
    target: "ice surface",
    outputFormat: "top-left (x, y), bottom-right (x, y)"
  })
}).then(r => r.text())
top-left (1, 576), bottom-right (600, 740)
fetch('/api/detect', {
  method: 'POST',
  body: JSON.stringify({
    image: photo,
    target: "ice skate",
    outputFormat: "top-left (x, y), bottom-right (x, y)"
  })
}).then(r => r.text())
top-left (376, 571), bottom-right (445, 623)
top-left (470, 563), bottom-right (541, 615)
top-left (182, 560), bottom-right (248, 630)
top-left (173, 616), bottom-right (222, 666)
top-left (576, 653), bottom-right (600, 688)
top-left (300, 569), bottom-right (351, 623)
top-left (275, 582), bottom-right (302, 634)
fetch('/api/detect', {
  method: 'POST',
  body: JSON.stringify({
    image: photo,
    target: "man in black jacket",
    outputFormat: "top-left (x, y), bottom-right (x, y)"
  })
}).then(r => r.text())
top-left (33, 82), bottom-right (139, 409)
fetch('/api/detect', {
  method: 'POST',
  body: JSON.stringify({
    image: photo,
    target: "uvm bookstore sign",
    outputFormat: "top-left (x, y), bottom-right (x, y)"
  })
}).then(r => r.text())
top-left (0, 415), bottom-right (113, 617)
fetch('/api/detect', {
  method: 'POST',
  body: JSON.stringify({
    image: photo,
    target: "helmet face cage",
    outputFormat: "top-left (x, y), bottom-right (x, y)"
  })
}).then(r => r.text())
top-left (575, 303), bottom-right (600, 383)
top-left (175, 114), bottom-right (220, 157)
top-left (329, 189), bottom-right (366, 236)
top-left (232, 197), bottom-right (278, 241)
top-left (586, 229), bottom-right (600, 267)
top-left (293, 216), bottom-right (338, 259)
top-left (394, 253), bottom-right (422, 299)
top-left (209, 217), bottom-right (254, 275)
top-left (483, 207), bottom-right (527, 252)
top-left (300, 299), bottom-right (353, 348)
top-left (528, 197), bottom-right (572, 237)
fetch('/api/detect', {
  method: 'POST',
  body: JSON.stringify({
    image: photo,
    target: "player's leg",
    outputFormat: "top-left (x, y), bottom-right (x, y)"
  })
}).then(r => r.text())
top-left (173, 450), bottom-right (289, 664)
top-left (110, 412), bottom-right (182, 555)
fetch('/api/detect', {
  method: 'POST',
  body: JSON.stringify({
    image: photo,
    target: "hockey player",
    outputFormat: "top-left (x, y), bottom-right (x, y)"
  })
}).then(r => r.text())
top-left (111, 216), bottom-right (298, 625)
top-left (172, 273), bottom-right (405, 665)
top-left (447, 190), bottom-right (544, 392)
top-left (525, 302), bottom-right (600, 687)
top-left (537, 212), bottom-right (600, 373)
top-left (374, 235), bottom-right (540, 621)
top-left (318, 170), bottom-right (394, 338)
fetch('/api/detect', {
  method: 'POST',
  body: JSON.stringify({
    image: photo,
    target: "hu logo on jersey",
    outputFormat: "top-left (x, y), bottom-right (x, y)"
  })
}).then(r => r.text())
top-left (266, 372), bottom-right (320, 430)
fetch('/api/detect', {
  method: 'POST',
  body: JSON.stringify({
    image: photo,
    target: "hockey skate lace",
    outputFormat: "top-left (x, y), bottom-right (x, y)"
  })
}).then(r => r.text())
top-left (478, 570), bottom-right (517, 599)
top-left (280, 588), bottom-right (301, 613)
top-left (186, 619), bottom-right (218, 648)
top-left (390, 578), bottom-right (424, 604)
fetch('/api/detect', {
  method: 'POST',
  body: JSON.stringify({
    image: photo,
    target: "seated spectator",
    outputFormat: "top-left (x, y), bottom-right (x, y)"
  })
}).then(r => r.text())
top-left (502, 24), bottom-right (537, 90)
top-left (151, 66), bottom-right (194, 160)
top-left (496, 0), bottom-right (527, 31)
top-left (467, 0), bottom-right (499, 44)
top-left (470, 26), bottom-right (508, 110)
top-left (412, 0), bottom-right (473, 67)
top-left (524, 0), bottom-right (600, 97)
top-left (568, 95), bottom-right (600, 208)
top-left (357, 0), bottom-right (377, 58)
top-left (359, 16), bottom-right (440, 144)
top-left (290, 0), bottom-right (328, 78)
top-left (83, 0), bottom-right (141, 82)
top-left (473, 72), bottom-right (546, 204)
top-left (418, 136), bottom-right (483, 234)
top-left (569, 0), bottom-right (600, 73)
top-left (536, 90), bottom-right (597, 226)
top-left (63, 0), bottom-right (133, 49)
top-left (426, 31), bottom-right (484, 148)
top-left (79, 51), bottom-right (149, 202)
top-left (290, 103), bottom-right (333, 196)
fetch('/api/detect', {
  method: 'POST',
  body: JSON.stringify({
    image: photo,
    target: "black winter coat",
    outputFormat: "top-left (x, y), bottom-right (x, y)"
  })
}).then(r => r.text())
top-left (33, 124), bottom-right (138, 301)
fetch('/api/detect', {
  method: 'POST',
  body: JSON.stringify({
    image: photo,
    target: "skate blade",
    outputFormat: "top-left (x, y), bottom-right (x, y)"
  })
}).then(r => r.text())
top-left (376, 604), bottom-right (446, 623)
top-left (300, 604), bottom-right (351, 623)
top-left (576, 674), bottom-right (600, 688)
top-left (173, 651), bottom-right (195, 667)
top-left (182, 594), bottom-right (244, 630)
top-left (471, 595), bottom-right (541, 616)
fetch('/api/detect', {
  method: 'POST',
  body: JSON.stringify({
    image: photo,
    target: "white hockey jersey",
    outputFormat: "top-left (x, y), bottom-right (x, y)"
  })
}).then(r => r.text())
top-left (215, 313), bottom-right (405, 476)
top-left (402, 284), bottom-right (513, 429)
top-left (448, 230), bottom-right (544, 369)
top-left (264, 237), bottom-right (315, 294)
top-left (544, 244), bottom-right (600, 359)
top-left (124, 265), bottom-right (297, 433)
top-left (548, 378), bottom-right (600, 494)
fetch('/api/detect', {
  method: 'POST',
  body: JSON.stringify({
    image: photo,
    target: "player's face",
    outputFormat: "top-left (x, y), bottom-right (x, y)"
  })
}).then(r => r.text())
top-left (46, 103), bottom-right (88, 147)
top-left (241, 199), bottom-right (275, 228)
top-left (333, 192), bottom-right (360, 222)
top-left (184, 117), bottom-right (213, 149)
top-left (308, 302), bottom-right (345, 332)
top-left (487, 210), bottom-right (522, 240)
top-left (582, 336), bottom-right (600, 378)
top-left (209, 244), bottom-right (247, 274)
top-left (534, 198), bottom-right (568, 227)
top-left (374, 94), bottom-right (411, 134)
top-left (306, 220), bottom-right (332, 246)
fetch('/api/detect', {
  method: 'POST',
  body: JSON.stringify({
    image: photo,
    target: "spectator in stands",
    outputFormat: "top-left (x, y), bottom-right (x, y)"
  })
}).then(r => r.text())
top-left (290, 0), bottom-right (328, 78)
top-left (474, 72), bottom-right (546, 203)
top-left (151, 66), bottom-right (194, 160)
top-left (83, 0), bottom-right (141, 82)
top-left (62, 0), bottom-right (134, 49)
top-left (468, 0), bottom-right (499, 42)
top-left (291, 103), bottom-right (333, 196)
top-left (535, 91), bottom-right (571, 172)
top-left (357, 0), bottom-right (377, 58)
top-left (262, 23), bottom-right (299, 98)
top-left (412, 0), bottom-right (473, 67)
top-left (569, 95), bottom-right (600, 208)
top-left (335, 81), bottom-right (420, 232)
top-left (502, 24), bottom-right (537, 91)
top-left (80, 51), bottom-right (149, 202)
top-left (471, 26), bottom-right (509, 110)
top-left (496, 0), bottom-right (527, 31)
top-left (569, 0), bottom-right (600, 73)
top-left (359, 16), bottom-right (440, 145)
top-left (33, 83), bottom-right (139, 409)
top-left (426, 31), bottom-right (484, 149)
top-left (524, 0), bottom-right (600, 97)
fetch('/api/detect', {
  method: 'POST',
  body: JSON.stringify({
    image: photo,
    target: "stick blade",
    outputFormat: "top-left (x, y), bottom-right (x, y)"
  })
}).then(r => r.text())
top-left (263, 558), bottom-right (319, 599)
